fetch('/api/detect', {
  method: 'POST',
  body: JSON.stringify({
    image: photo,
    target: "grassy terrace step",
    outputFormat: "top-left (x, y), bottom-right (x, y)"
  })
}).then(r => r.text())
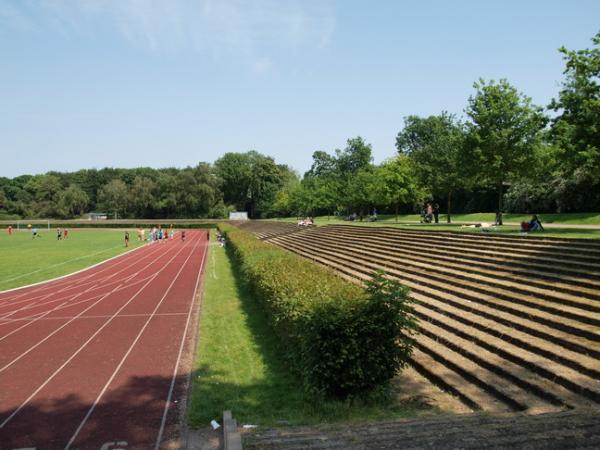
top-left (410, 348), bottom-right (512, 413)
top-left (324, 224), bottom-right (600, 265)
top-left (271, 235), bottom-right (600, 369)
top-left (271, 235), bottom-right (600, 358)
top-left (264, 236), bottom-right (597, 403)
top-left (308, 227), bottom-right (600, 302)
top-left (235, 221), bottom-right (303, 241)
top-left (238, 221), bottom-right (600, 413)
top-left (322, 226), bottom-right (600, 277)
top-left (287, 229), bottom-right (600, 314)
top-left (312, 226), bottom-right (600, 291)
top-left (268, 239), bottom-right (600, 410)
top-left (272, 234), bottom-right (600, 340)
top-left (416, 331), bottom-right (564, 412)
top-left (418, 315), bottom-right (598, 408)
top-left (411, 292), bottom-right (600, 381)
top-left (327, 223), bottom-right (600, 249)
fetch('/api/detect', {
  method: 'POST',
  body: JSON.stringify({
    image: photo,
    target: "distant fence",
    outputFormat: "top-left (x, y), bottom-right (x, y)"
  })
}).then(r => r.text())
top-left (0, 219), bottom-right (219, 229)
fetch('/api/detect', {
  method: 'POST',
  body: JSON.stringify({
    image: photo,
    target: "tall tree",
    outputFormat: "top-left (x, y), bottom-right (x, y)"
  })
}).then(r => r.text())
top-left (396, 112), bottom-right (465, 222)
top-left (98, 179), bottom-right (130, 218)
top-left (549, 31), bottom-right (600, 182)
top-left (214, 151), bottom-right (285, 218)
top-left (335, 137), bottom-right (373, 176)
top-left (25, 174), bottom-right (63, 217)
top-left (372, 156), bottom-right (423, 222)
top-left (464, 79), bottom-right (547, 224)
top-left (130, 176), bottom-right (157, 218)
top-left (58, 185), bottom-right (89, 218)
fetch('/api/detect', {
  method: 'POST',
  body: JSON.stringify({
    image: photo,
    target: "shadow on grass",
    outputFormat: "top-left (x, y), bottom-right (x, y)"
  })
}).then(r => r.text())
top-left (189, 245), bottom-right (422, 427)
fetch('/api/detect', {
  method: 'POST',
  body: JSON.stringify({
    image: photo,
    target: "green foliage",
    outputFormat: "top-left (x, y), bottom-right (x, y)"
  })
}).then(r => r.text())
top-left (57, 184), bottom-right (90, 218)
top-left (1, 164), bottom-right (224, 220)
top-left (464, 79), bottom-right (547, 221)
top-left (189, 235), bottom-right (423, 426)
top-left (465, 79), bottom-right (547, 186)
top-left (396, 113), bottom-right (465, 222)
top-left (214, 151), bottom-right (290, 218)
top-left (549, 31), bottom-right (600, 182)
top-left (98, 179), bottom-right (130, 217)
top-left (370, 156), bottom-right (424, 220)
top-left (219, 224), bottom-right (417, 398)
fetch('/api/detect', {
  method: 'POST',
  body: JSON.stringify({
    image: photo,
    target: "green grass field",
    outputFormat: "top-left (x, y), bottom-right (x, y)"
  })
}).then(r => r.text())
top-left (0, 228), bottom-right (145, 291)
top-left (188, 232), bottom-right (425, 427)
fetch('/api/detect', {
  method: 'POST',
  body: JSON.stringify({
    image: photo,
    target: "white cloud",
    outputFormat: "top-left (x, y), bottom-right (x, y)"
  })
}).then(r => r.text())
top-left (10, 0), bottom-right (335, 58)
top-left (252, 57), bottom-right (272, 74)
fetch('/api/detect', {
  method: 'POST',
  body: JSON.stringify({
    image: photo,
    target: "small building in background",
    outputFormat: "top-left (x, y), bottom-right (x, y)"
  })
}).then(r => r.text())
top-left (88, 212), bottom-right (108, 220)
top-left (229, 211), bottom-right (248, 220)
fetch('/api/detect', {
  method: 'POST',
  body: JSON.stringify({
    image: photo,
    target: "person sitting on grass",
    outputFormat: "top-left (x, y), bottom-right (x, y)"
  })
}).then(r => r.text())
top-left (529, 214), bottom-right (544, 232)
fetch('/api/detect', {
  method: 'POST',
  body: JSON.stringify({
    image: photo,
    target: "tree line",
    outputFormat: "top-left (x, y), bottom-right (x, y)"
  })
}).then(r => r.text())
top-left (1, 32), bottom-right (598, 221)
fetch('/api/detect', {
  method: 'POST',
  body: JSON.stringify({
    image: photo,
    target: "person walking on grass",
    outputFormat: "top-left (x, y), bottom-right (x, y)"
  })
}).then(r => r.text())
top-left (63, 228), bottom-right (68, 239)
top-left (433, 203), bottom-right (440, 224)
top-left (7, 225), bottom-right (12, 235)
top-left (125, 231), bottom-right (130, 247)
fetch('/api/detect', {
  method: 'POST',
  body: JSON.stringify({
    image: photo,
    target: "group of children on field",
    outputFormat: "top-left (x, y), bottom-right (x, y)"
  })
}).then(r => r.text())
top-left (56, 228), bottom-right (68, 240)
top-left (125, 226), bottom-right (188, 247)
top-left (128, 226), bottom-right (174, 246)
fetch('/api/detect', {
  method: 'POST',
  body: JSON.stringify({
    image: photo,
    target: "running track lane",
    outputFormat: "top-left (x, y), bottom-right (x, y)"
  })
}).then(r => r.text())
top-left (0, 230), bottom-right (208, 449)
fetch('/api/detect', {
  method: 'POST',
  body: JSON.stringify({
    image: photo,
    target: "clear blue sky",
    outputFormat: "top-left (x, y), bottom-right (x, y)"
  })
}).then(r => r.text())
top-left (1, 0), bottom-right (598, 178)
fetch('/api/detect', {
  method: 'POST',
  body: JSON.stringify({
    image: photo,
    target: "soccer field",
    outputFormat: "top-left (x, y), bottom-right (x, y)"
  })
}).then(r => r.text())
top-left (0, 228), bottom-right (145, 291)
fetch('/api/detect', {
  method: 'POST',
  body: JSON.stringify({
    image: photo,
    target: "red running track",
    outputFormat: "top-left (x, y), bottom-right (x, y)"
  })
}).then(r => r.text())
top-left (0, 230), bottom-right (208, 449)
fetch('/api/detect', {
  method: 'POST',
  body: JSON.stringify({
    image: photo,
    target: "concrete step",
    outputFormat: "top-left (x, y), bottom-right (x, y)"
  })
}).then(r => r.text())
top-left (310, 227), bottom-right (600, 300)
top-left (274, 234), bottom-right (600, 343)
top-left (268, 236), bottom-right (600, 410)
top-left (293, 230), bottom-right (600, 310)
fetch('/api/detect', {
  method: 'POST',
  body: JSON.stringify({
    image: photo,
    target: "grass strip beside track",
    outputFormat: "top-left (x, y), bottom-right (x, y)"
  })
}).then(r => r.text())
top-left (188, 232), bottom-right (423, 427)
top-left (0, 229), bottom-right (145, 291)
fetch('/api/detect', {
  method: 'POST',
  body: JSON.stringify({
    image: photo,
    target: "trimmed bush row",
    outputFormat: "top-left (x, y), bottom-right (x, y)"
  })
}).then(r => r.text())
top-left (219, 223), bottom-right (417, 398)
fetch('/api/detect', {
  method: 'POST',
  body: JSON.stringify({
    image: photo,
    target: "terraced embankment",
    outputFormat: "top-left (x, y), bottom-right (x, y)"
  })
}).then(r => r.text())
top-left (234, 221), bottom-right (600, 415)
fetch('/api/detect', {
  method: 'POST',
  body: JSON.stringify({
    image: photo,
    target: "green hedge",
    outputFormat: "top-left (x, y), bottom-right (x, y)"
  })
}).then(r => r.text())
top-left (219, 223), bottom-right (417, 398)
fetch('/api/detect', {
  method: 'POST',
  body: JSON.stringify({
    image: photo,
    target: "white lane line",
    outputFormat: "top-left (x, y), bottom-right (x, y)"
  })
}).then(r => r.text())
top-left (0, 241), bottom-right (187, 373)
top-left (0, 269), bottom-right (138, 314)
top-left (0, 239), bottom-right (194, 429)
top-left (0, 252), bottom-right (164, 327)
top-left (0, 312), bottom-right (188, 322)
top-left (0, 242), bottom-right (150, 300)
top-left (0, 246), bottom-right (166, 338)
top-left (0, 245), bottom-right (124, 284)
top-left (0, 243), bottom-right (160, 311)
top-left (14, 270), bottom-right (156, 317)
top-left (0, 273), bottom-right (141, 342)
top-left (155, 234), bottom-right (208, 449)
top-left (0, 312), bottom-right (187, 322)
top-left (64, 235), bottom-right (203, 449)
top-left (0, 243), bottom-right (166, 334)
